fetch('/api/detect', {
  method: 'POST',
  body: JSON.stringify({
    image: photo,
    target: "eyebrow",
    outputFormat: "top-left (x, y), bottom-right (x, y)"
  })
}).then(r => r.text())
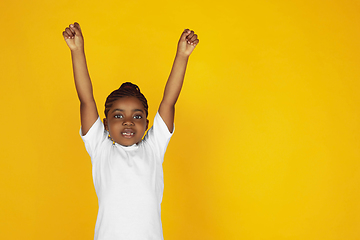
top-left (111, 108), bottom-right (144, 114)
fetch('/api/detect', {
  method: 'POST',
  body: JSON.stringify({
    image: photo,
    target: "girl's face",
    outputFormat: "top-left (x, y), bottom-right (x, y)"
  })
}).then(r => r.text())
top-left (104, 96), bottom-right (148, 146)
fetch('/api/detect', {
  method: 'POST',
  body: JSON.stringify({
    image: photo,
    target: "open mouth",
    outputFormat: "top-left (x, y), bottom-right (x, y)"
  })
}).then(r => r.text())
top-left (121, 129), bottom-right (135, 138)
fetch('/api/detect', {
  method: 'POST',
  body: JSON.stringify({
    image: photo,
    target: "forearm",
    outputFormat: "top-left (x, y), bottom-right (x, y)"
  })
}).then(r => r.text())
top-left (71, 49), bottom-right (95, 104)
top-left (157, 28), bottom-right (198, 132)
top-left (161, 54), bottom-right (189, 106)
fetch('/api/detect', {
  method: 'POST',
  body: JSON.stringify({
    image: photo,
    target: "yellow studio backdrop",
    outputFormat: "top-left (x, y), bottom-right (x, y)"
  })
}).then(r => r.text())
top-left (0, 0), bottom-right (359, 239)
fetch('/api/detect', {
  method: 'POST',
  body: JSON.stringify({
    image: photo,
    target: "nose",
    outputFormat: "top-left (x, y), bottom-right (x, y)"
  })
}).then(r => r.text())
top-left (122, 117), bottom-right (134, 126)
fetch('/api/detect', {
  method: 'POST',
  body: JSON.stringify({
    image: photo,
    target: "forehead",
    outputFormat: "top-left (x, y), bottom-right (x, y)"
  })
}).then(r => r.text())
top-left (110, 96), bottom-right (145, 110)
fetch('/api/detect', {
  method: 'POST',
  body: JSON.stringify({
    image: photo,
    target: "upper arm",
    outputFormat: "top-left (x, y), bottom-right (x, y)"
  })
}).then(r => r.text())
top-left (80, 99), bottom-right (99, 135)
top-left (158, 101), bottom-right (174, 133)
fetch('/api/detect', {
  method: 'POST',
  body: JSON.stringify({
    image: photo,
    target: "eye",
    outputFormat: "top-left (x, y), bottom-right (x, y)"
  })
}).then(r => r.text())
top-left (133, 115), bottom-right (142, 119)
top-left (114, 114), bottom-right (123, 119)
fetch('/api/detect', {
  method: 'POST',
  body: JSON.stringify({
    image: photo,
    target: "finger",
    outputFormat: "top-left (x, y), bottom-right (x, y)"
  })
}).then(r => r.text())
top-left (189, 34), bottom-right (198, 43)
top-left (71, 22), bottom-right (82, 36)
top-left (68, 25), bottom-right (76, 34)
top-left (62, 31), bottom-right (70, 39)
top-left (74, 22), bottom-right (82, 32)
top-left (192, 39), bottom-right (199, 46)
top-left (65, 28), bottom-right (74, 38)
top-left (186, 30), bottom-right (195, 41)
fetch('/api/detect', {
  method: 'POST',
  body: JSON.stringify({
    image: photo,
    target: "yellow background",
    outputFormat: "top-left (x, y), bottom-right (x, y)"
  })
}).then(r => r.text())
top-left (1, 0), bottom-right (359, 239)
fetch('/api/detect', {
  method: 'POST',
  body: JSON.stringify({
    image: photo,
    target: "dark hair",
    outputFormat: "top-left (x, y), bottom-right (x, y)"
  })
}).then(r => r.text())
top-left (104, 82), bottom-right (148, 117)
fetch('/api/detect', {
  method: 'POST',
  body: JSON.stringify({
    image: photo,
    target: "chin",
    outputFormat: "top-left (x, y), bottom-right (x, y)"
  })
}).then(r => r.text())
top-left (116, 139), bottom-right (140, 146)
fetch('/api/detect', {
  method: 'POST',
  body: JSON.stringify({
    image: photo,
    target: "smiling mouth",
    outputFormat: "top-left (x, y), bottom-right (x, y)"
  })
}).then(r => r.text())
top-left (122, 129), bottom-right (135, 138)
top-left (122, 132), bottom-right (134, 136)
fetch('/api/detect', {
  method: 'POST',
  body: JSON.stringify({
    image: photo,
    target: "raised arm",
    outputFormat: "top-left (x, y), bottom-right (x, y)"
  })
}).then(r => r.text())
top-left (159, 29), bottom-right (199, 132)
top-left (63, 23), bottom-right (98, 135)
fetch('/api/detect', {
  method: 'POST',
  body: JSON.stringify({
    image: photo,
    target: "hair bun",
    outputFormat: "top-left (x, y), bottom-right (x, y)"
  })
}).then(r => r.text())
top-left (120, 82), bottom-right (140, 92)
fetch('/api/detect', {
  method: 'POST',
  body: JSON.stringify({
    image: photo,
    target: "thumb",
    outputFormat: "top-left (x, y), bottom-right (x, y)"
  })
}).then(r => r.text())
top-left (180, 29), bottom-right (191, 41)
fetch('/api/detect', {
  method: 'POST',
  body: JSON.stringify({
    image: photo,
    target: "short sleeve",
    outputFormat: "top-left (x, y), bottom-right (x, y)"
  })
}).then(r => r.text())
top-left (80, 117), bottom-right (108, 159)
top-left (144, 111), bottom-right (174, 161)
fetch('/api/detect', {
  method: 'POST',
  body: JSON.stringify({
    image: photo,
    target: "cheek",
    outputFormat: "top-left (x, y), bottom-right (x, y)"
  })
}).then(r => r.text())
top-left (143, 120), bottom-right (149, 130)
top-left (108, 121), bottom-right (119, 132)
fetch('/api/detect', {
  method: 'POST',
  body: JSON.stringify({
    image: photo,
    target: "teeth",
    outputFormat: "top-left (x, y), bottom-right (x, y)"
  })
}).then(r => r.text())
top-left (122, 132), bottom-right (134, 136)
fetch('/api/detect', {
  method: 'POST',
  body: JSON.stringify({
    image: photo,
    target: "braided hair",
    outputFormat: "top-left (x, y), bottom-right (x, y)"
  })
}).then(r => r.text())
top-left (104, 82), bottom-right (148, 118)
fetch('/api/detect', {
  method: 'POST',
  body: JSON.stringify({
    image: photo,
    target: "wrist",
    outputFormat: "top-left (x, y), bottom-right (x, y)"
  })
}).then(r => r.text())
top-left (175, 52), bottom-right (190, 60)
top-left (71, 47), bottom-right (85, 55)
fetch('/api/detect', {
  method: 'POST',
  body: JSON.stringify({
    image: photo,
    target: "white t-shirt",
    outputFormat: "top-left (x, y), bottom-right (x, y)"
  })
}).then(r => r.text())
top-left (80, 112), bottom-right (173, 240)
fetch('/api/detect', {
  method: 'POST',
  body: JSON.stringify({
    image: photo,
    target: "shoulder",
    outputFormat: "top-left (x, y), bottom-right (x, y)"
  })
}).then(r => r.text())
top-left (80, 116), bottom-right (109, 157)
top-left (141, 112), bottom-right (173, 157)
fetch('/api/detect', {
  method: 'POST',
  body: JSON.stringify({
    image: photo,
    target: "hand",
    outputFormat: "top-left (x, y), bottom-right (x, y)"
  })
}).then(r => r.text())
top-left (177, 29), bottom-right (199, 57)
top-left (62, 22), bottom-right (84, 51)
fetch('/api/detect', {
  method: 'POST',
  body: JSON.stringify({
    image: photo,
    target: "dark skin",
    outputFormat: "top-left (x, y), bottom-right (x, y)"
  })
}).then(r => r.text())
top-left (103, 96), bottom-right (149, 146)
top-left (63, 22), bottom-right (199, 144)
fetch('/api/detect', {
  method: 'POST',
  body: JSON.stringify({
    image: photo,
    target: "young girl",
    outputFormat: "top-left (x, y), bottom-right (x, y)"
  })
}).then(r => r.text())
top-left (62, 22), bottom-right (199, 240)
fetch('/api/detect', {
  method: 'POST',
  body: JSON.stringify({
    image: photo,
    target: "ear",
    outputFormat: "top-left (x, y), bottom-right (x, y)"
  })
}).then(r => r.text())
top-left (103, 118), bottom-right (108, 131)
top-left (146, 119), bottom-right (149, 131)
